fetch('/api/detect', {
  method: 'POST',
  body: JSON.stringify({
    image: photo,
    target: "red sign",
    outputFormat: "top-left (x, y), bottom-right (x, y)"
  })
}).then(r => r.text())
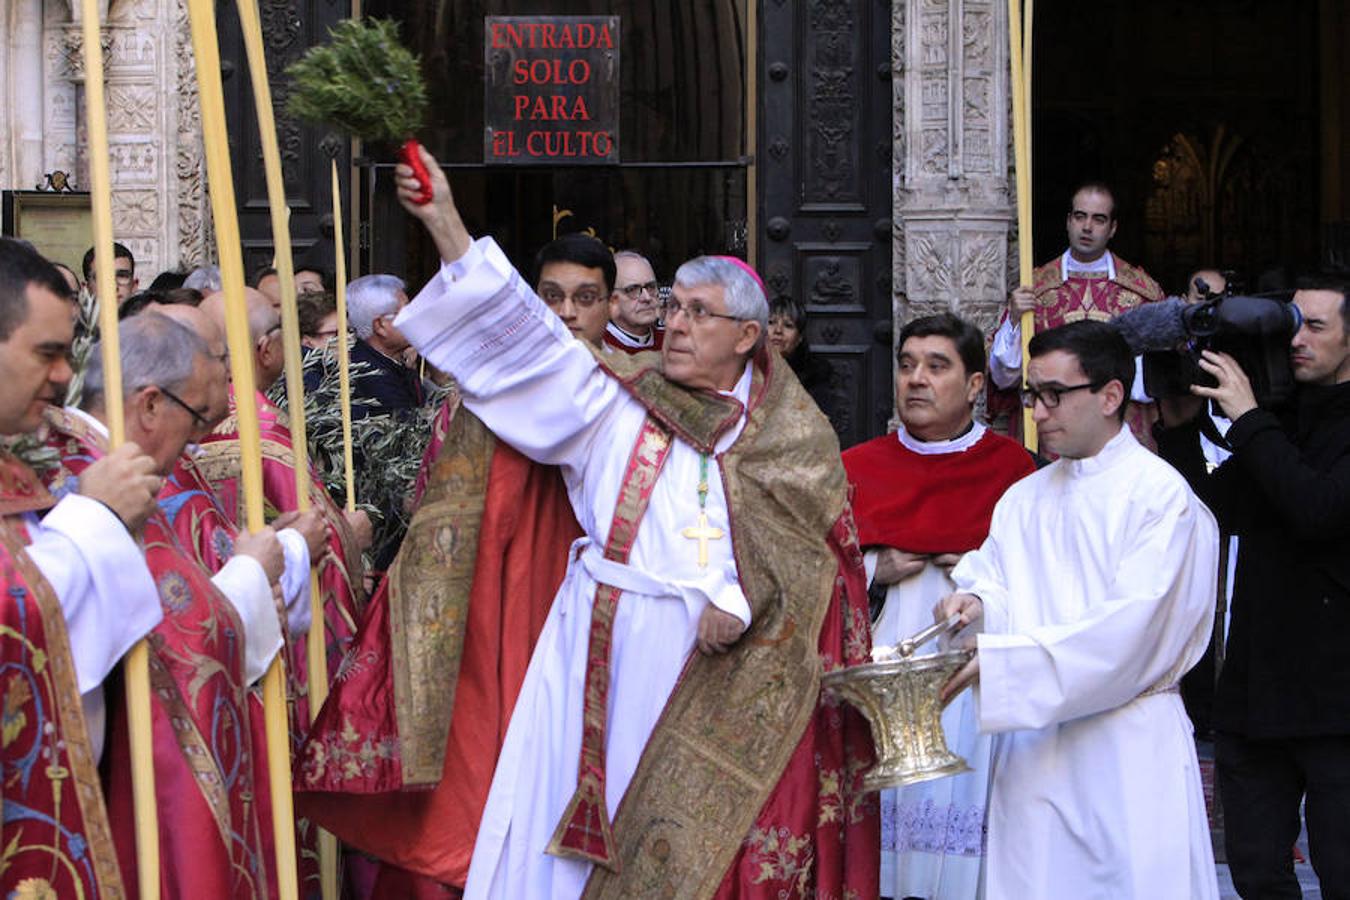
top-left (484, 16), bottom-right (620, 165)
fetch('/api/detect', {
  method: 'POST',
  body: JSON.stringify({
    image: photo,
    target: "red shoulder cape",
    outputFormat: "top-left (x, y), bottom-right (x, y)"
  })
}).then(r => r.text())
top-left (842, 429), bottom-right (1034, 553)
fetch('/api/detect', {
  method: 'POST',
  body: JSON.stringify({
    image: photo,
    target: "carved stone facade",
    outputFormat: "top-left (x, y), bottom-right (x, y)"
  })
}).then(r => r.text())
top-left (0, 0), bottom-right (208, 277)
top-left (892, 0), bottom-right (1013, 347)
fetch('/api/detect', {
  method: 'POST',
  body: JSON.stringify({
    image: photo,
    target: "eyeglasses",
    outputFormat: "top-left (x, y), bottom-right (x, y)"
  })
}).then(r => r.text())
top-left (616, 281), bottom-right (659, 301)
top-left (114, 269), bottom-right (135, 285)
top-left (539, 287), bottom-right (605, 308)
top-left (1020, 381), bottom-right (1101, 409)
top-left (157, 384), bottom-right (211, 430)
top-left (658, 298), bottom-right (743, 324)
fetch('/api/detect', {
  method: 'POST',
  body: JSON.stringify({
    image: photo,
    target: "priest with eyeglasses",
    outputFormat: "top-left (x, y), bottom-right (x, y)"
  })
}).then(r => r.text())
top-left (603, 250), bottom-right (664, 354)
top-left (387, 146), bottom-right (877, 900)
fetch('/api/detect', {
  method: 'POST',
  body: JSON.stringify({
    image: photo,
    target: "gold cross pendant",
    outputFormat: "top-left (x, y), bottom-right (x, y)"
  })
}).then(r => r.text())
top-left (680, 511), bottom-right (725, 569)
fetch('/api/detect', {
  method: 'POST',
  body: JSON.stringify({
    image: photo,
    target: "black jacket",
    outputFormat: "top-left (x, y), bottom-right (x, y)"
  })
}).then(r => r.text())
top-left (349, 338), bottom-right (424, 419)
top-left (786, 344), bottom-right (839, 428)
top-left (1156, 381), bottom-right (1350, 739)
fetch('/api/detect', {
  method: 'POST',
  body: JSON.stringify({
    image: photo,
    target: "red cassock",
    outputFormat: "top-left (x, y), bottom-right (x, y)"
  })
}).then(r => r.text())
top-left (192, 387), bottom-right (370, 896)
top-left (296, 400), bottom-right (581, 892)
top-left (42, 411), bottom-right (273, 899)
top-left (159, 450), bottom-right (306, 897)
top-left (0, 454), bottom-right (126, 899)
top-left (195, 387), bottom-right (366, 684)
top-left (842, 428), bottom-right (1036, 553)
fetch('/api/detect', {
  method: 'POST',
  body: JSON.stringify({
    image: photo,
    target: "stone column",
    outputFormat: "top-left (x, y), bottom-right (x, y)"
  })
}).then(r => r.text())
top-left (0, 0), bottom-right (208, 280)
top-left (893, 0), bottom-right (1013, 347)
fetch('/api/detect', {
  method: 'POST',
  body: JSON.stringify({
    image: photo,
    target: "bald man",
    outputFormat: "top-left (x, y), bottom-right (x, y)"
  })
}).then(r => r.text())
top-left (200, 287), bottom-right (286, 392)
top-left (193, 287), bottom-right (370, 707)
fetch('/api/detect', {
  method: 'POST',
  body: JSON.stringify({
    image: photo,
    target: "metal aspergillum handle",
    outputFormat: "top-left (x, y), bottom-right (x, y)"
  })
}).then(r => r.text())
top-left (898, 613), bottom-right (963, 658)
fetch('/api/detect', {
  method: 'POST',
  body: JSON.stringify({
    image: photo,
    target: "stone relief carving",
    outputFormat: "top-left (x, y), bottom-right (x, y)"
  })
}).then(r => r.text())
top-left (113, 189), bottom-right (160, 233)
top-left (960, 231), bottom-right (1004, 297)
top-left (108, 142), bottom-right (157, 184)
top-left (174, 0), bottom-right (210, 268)
top-left (894, 0), bottom-right (1012, 426)
top-left (909, 231), bottom-right (956, 297)
top-left (107, 84), bottom-right (156, 132)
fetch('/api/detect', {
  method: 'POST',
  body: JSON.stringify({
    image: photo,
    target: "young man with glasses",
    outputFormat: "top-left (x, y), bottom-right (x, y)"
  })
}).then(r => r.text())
top-left (604, 250), bottom-right (664, 353)
top-left (535, 233), bottom-right (614, 348)
top-left (81, 240), bottom-right (138, 306)
top-left (934, 319), bottom-right (1220, 898)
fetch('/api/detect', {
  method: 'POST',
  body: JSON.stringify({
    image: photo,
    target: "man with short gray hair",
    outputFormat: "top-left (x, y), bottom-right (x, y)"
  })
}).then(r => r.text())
top-left (345, 272), bottom-right (424, 416)
top-left (386, 149), bottom-right (877, 899)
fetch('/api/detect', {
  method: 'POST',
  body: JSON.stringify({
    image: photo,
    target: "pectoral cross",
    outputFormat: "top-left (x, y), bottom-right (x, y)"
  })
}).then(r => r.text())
top-left (681, 511), bottom-right (724, 569)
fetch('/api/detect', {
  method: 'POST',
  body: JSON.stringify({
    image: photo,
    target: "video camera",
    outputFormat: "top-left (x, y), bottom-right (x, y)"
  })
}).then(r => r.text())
top-left (1113, 277), bottom-right (1303, 408)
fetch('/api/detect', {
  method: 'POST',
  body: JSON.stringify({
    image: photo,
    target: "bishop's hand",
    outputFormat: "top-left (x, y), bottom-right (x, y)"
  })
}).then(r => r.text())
top-left (696, 605), bottom-right (746, 656)
top-left (395, 144), bottom-right (472, 265)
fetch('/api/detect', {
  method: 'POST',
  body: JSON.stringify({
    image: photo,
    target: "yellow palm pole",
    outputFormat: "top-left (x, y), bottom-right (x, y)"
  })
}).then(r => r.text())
top-left (79, 3), bottom-right (160, 897)
top-left (184, 1), bottom-right (299, 897)
top-left (332, 161), bottom-right (357, 514)
top-left (1009, 0), bottom-right (1036, 450)
top-left (232, 1), bottom-right (339, 896)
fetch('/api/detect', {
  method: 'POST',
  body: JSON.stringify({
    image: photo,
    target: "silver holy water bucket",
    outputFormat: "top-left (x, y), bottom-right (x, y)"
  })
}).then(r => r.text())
top-left (821, 615), bottom-right (974, 791)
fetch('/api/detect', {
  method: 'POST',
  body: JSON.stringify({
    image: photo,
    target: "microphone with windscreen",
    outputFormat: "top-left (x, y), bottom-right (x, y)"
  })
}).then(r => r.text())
top-left (1112, 292), bottom-right (1302, 407)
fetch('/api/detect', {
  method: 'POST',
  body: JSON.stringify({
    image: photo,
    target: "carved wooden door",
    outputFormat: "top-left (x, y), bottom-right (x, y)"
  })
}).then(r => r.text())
top-left (216, 0), bottom-right (352, 282)
top-left (759, 0), bottom-right (894, 449)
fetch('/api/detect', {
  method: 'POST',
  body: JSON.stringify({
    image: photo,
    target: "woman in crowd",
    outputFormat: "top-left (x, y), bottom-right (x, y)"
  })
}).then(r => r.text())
top-left (767, 297), bottom-right (837, 423)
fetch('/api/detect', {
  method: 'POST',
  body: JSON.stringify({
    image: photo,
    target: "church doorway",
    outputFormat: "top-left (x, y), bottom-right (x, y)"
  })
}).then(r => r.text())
top-left (1029, 0), bottom-right (1328, 296)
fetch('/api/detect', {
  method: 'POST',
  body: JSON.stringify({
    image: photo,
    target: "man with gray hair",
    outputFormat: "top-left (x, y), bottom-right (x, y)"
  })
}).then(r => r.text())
top-left (345, 272), bottom-right (424, 417)
top-left (387, 149), bottom-right (876, 898)
top-left (42, 311), bottom-right (306, 896)
top-left (65, 312), bottom-right (296, 674)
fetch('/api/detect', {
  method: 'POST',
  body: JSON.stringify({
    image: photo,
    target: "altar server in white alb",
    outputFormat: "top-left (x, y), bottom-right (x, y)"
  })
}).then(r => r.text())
top-left (937, 320), bottom-right (1220, 900)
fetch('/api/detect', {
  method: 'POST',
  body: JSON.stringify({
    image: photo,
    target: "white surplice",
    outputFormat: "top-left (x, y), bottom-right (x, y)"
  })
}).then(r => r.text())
top-left (22, 493), bottom-right (161, 764)
top-left (866, 424), bottom-right (992, 900)
top-left (951, 425), bottom-right (1219, 900)
top-left (396, 238), bottom-right (755, 900)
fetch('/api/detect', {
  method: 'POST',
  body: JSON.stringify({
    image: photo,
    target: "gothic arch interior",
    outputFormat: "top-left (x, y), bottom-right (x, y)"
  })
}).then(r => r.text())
top-left (1029, 0), bottom-right (1331, 295)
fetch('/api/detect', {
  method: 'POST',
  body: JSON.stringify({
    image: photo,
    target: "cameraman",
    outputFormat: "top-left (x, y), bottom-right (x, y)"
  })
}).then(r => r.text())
top-left (1155, 276), bottom-right (1350, 897)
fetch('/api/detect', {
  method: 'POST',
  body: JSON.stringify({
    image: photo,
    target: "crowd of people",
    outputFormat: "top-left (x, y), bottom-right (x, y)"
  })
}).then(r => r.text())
top-left (0, 150), bottom-right (1345, 900)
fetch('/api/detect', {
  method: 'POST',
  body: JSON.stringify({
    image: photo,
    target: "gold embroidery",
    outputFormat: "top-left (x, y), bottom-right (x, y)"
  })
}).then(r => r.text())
top-left (582, 350), bottom-right (848, 900)
top-left (388, 402), bottom-right (494, 785)
top-left (0, 518), bottom-right (126, 899)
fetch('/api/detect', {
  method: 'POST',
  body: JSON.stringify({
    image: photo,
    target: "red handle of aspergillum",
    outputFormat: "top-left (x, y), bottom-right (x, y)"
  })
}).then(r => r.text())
top-left (399, 138), bottom-right (434, 205)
